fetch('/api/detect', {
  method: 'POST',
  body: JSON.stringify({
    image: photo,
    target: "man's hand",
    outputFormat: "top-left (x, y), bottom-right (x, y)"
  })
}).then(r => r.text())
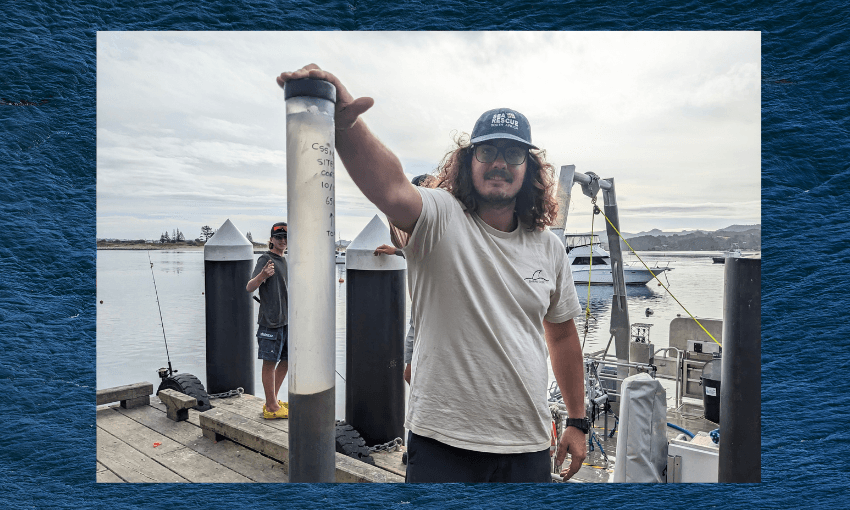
top-left (277, 64), bottom-right (422, 234)
top-left (261, 260), bottom-right (275, 279)
top-left (403, 363), bottom-right (411, 384)
top-left (276, 64), bottom-right (374, 131)
top-left (557, 425), bottom-right (587, 481)
top-left (374, 244), bottom-right (399, 256)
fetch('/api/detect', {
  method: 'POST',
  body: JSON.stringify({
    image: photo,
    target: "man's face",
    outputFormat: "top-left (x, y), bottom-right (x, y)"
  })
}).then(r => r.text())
top-left (470, 139), bottom-right (528, 206)
top-left (271, 235), bottom-right (287, 251)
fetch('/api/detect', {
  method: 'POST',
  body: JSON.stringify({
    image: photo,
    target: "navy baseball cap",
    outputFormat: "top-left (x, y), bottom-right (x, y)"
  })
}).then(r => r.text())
top-left (271, 222), bottom-right (288, 238)
top-left (411, 174), bottom-right (429, 186)
top-left (470, 108), bottom-right (538, 149)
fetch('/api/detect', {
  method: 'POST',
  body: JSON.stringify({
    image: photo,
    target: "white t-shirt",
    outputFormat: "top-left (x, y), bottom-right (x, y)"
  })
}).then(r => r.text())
top-left (402, 187), bottom-right (582, 453)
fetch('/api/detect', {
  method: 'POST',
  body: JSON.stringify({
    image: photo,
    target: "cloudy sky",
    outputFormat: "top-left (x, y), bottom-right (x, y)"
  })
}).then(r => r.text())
top-left (97, 31), bottom-right (760, 242)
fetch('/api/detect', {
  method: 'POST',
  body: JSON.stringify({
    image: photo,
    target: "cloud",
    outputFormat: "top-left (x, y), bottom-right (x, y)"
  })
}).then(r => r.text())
top-left (97, 32), bottom-right (760, 240)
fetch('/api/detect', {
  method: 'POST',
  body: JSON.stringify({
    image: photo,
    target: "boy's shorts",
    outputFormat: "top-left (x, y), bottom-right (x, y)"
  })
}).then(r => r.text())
top-left (256, 325), bottom-right (288, 362)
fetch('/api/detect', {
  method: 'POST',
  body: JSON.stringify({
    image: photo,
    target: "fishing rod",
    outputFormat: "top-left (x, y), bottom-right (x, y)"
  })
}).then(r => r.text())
top-left (148, 251), bottom-right (174, 377)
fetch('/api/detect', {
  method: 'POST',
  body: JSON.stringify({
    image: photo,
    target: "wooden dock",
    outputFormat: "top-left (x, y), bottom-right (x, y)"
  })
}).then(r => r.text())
top-left (96, 383), bottom-right (716, 483)
top-left (96, 383), bottom-right (405, 483)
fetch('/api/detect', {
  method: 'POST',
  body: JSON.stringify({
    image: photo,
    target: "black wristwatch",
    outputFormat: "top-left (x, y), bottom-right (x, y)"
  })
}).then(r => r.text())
top-left (565, 417), bottom-right (590, 434)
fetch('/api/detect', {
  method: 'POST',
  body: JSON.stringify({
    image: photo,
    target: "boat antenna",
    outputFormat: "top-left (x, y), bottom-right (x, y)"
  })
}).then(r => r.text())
top-left (148, 251), bottom-right (174, 377)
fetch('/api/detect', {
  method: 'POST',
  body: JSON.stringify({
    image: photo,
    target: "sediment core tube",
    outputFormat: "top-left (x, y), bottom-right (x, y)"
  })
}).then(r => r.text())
top-left (284, 78), bottom-right (337, 483)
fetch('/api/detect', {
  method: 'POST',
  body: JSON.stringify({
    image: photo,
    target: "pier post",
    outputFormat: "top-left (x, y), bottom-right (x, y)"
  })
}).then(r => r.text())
top-left (284, 78), bottom-right (337, 483)
top-left (602, 179), bottom-right (631, 390)
top-left (718, 257), bottom-right (761, 483)
top-left (204, 219), bottom-right (255, 396)
top-left (345, 216), bottom-right (406, 446)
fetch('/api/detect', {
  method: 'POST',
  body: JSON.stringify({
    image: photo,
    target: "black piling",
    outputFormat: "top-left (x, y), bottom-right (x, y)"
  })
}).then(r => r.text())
top-left (718, 257), bottom-right (761, 483)
top-left (203, 219), bottom-right (255, 396)
top-left (344, 216), bottom-right (406, 446)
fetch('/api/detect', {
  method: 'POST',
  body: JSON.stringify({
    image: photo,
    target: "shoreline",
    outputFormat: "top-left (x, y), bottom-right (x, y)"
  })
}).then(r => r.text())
top-left (96, 242), bottom-right (266, 251)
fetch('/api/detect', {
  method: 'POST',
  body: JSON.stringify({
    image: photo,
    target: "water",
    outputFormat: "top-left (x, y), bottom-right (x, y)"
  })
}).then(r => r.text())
top-left (286, 101), bottom-right (337, 397)
top-left (97, 249), bottom-right (727, 417)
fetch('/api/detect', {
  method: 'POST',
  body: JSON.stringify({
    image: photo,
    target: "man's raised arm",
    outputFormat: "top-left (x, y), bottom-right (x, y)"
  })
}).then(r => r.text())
top-left (277, 64), bottom-right (422, 233)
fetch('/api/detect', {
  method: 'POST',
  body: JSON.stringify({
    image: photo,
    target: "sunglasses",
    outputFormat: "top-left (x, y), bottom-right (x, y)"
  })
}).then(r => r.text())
top-left (473, 144), bottom-right (528, 166)
top-left (272, 234), bottom-right (287, 240)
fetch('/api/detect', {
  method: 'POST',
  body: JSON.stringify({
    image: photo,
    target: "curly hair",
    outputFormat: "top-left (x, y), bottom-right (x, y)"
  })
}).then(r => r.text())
top-left (430, 133), bottom-right (559, 231)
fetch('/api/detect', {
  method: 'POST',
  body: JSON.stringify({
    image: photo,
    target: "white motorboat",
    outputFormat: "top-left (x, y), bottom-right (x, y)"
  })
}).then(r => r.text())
top-left (712, 243), bottom-right (742, 264)
top-left (565, 234), bottom-right (671, 285)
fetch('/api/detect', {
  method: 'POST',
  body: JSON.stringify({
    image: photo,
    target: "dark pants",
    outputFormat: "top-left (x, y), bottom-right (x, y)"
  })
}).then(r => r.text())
top-left (405, 432), bottom-right (551, 483)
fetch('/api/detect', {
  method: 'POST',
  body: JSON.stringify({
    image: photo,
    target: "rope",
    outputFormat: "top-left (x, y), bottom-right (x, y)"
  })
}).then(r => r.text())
top-left (580, 199), bottom-right (598, 352)
top-left (594, 209), bottom-right (722, 348)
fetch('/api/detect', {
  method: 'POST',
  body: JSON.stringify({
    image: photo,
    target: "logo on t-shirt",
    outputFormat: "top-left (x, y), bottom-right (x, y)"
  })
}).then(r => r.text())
top-left (525, 270), bottom-right (549, 284)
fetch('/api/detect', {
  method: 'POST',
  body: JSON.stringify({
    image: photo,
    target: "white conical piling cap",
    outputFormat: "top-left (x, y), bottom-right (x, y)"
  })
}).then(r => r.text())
top-left (204, 219), bottom-right (254, 261)
top-left (346, 215), bottom-right (407, 271)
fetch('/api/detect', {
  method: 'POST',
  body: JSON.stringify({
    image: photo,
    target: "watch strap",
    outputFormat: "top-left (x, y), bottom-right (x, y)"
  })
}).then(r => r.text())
top-left (565, 417), bottom-right (589, 434)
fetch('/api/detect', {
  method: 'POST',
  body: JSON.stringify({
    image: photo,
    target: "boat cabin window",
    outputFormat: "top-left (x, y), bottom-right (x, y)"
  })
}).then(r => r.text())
top-left (571, 256), bottom-right (609, 266)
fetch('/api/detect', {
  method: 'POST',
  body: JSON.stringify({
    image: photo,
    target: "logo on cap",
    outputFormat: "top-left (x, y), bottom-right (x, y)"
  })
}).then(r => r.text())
top-left (470, 108), bottom-right (537, 149)
top-left (491, 112), bottom-right (519, 131)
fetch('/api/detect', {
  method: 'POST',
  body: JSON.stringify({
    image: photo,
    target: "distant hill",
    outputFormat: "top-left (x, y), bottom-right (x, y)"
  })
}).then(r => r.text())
top-left (564, 224), bottom-right (760, 252)
top-left (715, 224), bottom-right (761, 233)
top-left (619, 224), bottom-right (760, 251)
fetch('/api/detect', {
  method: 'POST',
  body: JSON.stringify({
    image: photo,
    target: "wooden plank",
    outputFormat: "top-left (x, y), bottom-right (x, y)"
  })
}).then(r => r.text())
top-left (121, 395), bottom-right (150, 409)
top-left (157, 389), bottom-right (197, 421)
top-left (199, 407), bottom-right (404, 483)
top-left (98, 407), bottom-right (250, 483)
top-left (213, 394), bottom-right (409, 481)
top-left (199, 407), bottom-right (290, 463)
top-left (151, 395), bottom-right (203, 427)
top-left (156, 446), bottom-right (254, 483)
top-left (98, 407), bottom-right (184, 456)
top-left (97, 382), bottom-right (153, 406)
top-left (115, 403), bottom-right (287, 482)
top-left (370, 449), bottom-right (407, 478)
top-left (96, 425), bottom-right (187, 483)
top-left (335, 454), bottom-right (405, 483)
top-left (212, 395), bottom-right (290, 433)
top-left (96, 469), bottom-right (126, 483)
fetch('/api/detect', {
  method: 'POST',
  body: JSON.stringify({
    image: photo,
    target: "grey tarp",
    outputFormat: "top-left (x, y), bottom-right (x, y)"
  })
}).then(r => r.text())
top-left (611, 373), bottom-right (668, 482)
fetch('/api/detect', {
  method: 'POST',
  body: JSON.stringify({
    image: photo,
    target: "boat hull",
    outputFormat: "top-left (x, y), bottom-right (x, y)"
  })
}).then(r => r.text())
top-left (571, 267), bottom-right (669, 285)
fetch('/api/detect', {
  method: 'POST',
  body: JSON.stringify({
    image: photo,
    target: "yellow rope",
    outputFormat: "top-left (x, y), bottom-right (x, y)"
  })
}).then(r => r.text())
top-left (581, 203), bottom-right (596, 351)
top-left (596, 209), bottom-right (722, 347)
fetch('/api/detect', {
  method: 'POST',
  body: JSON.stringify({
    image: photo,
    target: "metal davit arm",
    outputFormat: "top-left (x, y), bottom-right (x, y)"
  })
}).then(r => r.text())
top-left (555, 166), bottom-right (629, 367)
top-left (601, 179), bottom-right (631, 370)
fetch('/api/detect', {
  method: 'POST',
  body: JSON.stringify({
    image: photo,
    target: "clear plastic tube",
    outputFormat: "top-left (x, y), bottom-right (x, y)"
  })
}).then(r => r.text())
top-left (285, 83), bottom-right (336, 482)
top-left (286, 94), bottom-right (336, 397)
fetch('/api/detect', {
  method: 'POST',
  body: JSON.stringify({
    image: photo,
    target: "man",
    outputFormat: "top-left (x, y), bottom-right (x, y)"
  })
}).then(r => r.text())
top-left (277, 65), bottom-right (587, 483)
top-left (246, 222), bottom-right (290, 419)
top-left (372, 243), bottom-right (413, 384)
top-left (373, 174), bottom-right (432, 386)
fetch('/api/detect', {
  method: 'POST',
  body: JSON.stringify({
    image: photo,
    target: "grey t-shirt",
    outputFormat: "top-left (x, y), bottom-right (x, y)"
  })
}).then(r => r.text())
top-left (402, 187), bottom-right (582, 453)
top-left (251, 251), bottom-right (288, 328)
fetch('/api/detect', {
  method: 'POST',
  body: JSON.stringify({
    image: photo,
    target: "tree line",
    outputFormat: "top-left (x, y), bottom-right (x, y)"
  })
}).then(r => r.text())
top-left (157, 226), bottom-right (254, 244)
